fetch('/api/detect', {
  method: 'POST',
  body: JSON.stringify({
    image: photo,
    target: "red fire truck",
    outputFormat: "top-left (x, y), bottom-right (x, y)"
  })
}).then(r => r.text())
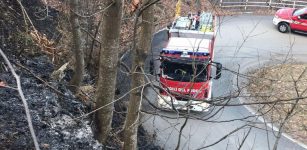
top-left (157, 12), bottom-right (222, 112)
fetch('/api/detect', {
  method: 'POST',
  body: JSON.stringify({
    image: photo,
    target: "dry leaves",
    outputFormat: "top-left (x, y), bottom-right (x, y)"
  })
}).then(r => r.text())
top-left (248, 64), bottom-right (307, 144)
top-left (0, 81), bottom-right (6, 87)
top-left (130, 0), bottom-right (140, 12)
top-left (30, 30), bottom-right (57, 62)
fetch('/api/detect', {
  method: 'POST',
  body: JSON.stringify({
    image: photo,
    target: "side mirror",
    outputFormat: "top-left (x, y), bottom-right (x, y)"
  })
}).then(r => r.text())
top-left (160, 62), bottom-right (165, 69)
top-left (292, 16), bottom-right (299, 20)
top-left (166, 23), bottom-right (172, 29)
top-left (214, 62), bottom-right (222, 80)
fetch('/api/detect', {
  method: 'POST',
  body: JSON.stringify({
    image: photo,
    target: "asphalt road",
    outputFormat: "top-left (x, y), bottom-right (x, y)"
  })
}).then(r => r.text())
top-left (142, 15), bottom-right (307, 150)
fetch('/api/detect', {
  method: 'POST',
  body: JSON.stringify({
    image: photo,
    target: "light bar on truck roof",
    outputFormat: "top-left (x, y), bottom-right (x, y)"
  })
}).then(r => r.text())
top-left (161, 48), bottom-right (209, 56)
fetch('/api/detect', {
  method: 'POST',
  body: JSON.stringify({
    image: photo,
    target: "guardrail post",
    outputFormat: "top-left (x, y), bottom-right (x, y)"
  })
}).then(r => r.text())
top-left (293, 0), bottom-right (296, 8)
top-left (269, 0), bottom-right (272, 9)
top-left (219, 0), bottom-right (223, 7)
top-left (245, 0), bottom-right (248, 10)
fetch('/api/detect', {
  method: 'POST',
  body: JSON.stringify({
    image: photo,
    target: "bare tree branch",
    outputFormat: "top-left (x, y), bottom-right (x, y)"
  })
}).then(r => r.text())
top-left (0, 48), bottom-right (40, 150)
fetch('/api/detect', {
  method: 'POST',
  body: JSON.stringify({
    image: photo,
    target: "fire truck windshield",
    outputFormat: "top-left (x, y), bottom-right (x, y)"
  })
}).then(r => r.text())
top-left (161, 60), bottom-right (208, 82)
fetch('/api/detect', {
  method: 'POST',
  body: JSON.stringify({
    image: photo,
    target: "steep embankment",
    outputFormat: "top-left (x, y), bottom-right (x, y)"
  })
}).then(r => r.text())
top-left (0, 0), bottom-right (159, 149)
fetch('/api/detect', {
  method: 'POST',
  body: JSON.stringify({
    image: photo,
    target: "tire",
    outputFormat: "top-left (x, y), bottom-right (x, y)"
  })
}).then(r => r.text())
top-left (278, 23), bottom-right (290, 33)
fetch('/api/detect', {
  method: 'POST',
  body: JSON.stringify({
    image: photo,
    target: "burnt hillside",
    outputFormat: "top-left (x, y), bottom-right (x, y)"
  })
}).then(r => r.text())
top-left (0, 0), bottom-right (159, 149)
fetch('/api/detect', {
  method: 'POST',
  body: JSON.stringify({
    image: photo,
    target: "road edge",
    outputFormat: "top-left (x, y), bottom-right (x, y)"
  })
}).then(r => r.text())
top-left (238, 87), bottom-right (307, 150)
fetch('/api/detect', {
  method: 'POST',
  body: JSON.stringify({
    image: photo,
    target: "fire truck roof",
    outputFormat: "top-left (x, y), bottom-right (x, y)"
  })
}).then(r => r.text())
top-left (169, 29), bottom-right (214, 39)
top-left (165, 37), bottom-right (211, 53)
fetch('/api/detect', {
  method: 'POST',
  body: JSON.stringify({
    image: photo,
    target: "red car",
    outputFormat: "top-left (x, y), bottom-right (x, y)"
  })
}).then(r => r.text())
top-left (273, 7), bottom-right (307, 33)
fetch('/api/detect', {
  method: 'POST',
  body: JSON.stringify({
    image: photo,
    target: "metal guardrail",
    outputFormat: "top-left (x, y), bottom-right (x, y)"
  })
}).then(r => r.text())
top-left (218, 0), bottom-right (307, 10)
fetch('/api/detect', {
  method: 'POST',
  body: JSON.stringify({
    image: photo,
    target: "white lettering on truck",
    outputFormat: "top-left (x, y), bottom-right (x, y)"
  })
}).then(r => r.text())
top-left (169, 87), bottom-right (200, 93)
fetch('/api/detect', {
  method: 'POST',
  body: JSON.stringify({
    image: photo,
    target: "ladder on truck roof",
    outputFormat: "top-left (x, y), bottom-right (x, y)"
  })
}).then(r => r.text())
top-left (169, 12), bottom-right (214, 39)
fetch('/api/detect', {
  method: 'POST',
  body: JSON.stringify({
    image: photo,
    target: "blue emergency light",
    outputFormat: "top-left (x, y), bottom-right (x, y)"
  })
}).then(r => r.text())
top-left (161, 49), bottom-right (182, 54)
top-left (188, 52), bottom-right (209, 56)
top-left (161, 48), bottom-right (209, 56)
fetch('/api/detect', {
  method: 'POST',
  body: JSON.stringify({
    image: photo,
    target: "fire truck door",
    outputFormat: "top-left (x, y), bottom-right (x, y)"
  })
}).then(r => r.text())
top-left (292, 14), bottom-right (307, 31)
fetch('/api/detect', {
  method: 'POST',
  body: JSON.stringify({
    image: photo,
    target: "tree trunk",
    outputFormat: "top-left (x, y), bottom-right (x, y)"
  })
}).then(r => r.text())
top-left (69, 0), bottom-right (84, 92)
top-left (123, 1), bottom-right (155, 149)
top-left (95, 0), bottom-right (123, 144)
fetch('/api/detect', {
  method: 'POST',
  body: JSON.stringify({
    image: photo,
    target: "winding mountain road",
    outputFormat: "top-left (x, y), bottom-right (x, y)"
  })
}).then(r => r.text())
top-left (142, 15), bottom-right (307, 150)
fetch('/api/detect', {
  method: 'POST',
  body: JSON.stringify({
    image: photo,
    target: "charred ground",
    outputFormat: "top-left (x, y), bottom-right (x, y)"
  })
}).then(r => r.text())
top-left (0, 0), bottom-right (160, 149)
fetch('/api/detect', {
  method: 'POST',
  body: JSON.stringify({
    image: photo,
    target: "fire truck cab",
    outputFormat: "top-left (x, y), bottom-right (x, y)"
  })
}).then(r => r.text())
top-left (157, 12), bottom-right (221, 112)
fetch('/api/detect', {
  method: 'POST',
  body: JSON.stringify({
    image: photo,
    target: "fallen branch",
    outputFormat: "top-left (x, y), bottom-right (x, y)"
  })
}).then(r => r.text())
top-left (16, 62), bottom-right (96, 104)
top-left (14, 62), bottom-right (66, 97)
top-left (0, 80), bottom-right (18, 90)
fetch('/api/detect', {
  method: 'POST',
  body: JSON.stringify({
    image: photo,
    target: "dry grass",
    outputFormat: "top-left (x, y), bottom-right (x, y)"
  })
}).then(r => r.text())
top-left (247, 64), bottom-right (307, 144)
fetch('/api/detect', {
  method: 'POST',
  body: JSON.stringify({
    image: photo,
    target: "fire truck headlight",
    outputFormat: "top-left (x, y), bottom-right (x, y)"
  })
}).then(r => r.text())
top-left (192, 101), bottom-right (209, 108)
top-left (200, 102), bottom-right (209, 108)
